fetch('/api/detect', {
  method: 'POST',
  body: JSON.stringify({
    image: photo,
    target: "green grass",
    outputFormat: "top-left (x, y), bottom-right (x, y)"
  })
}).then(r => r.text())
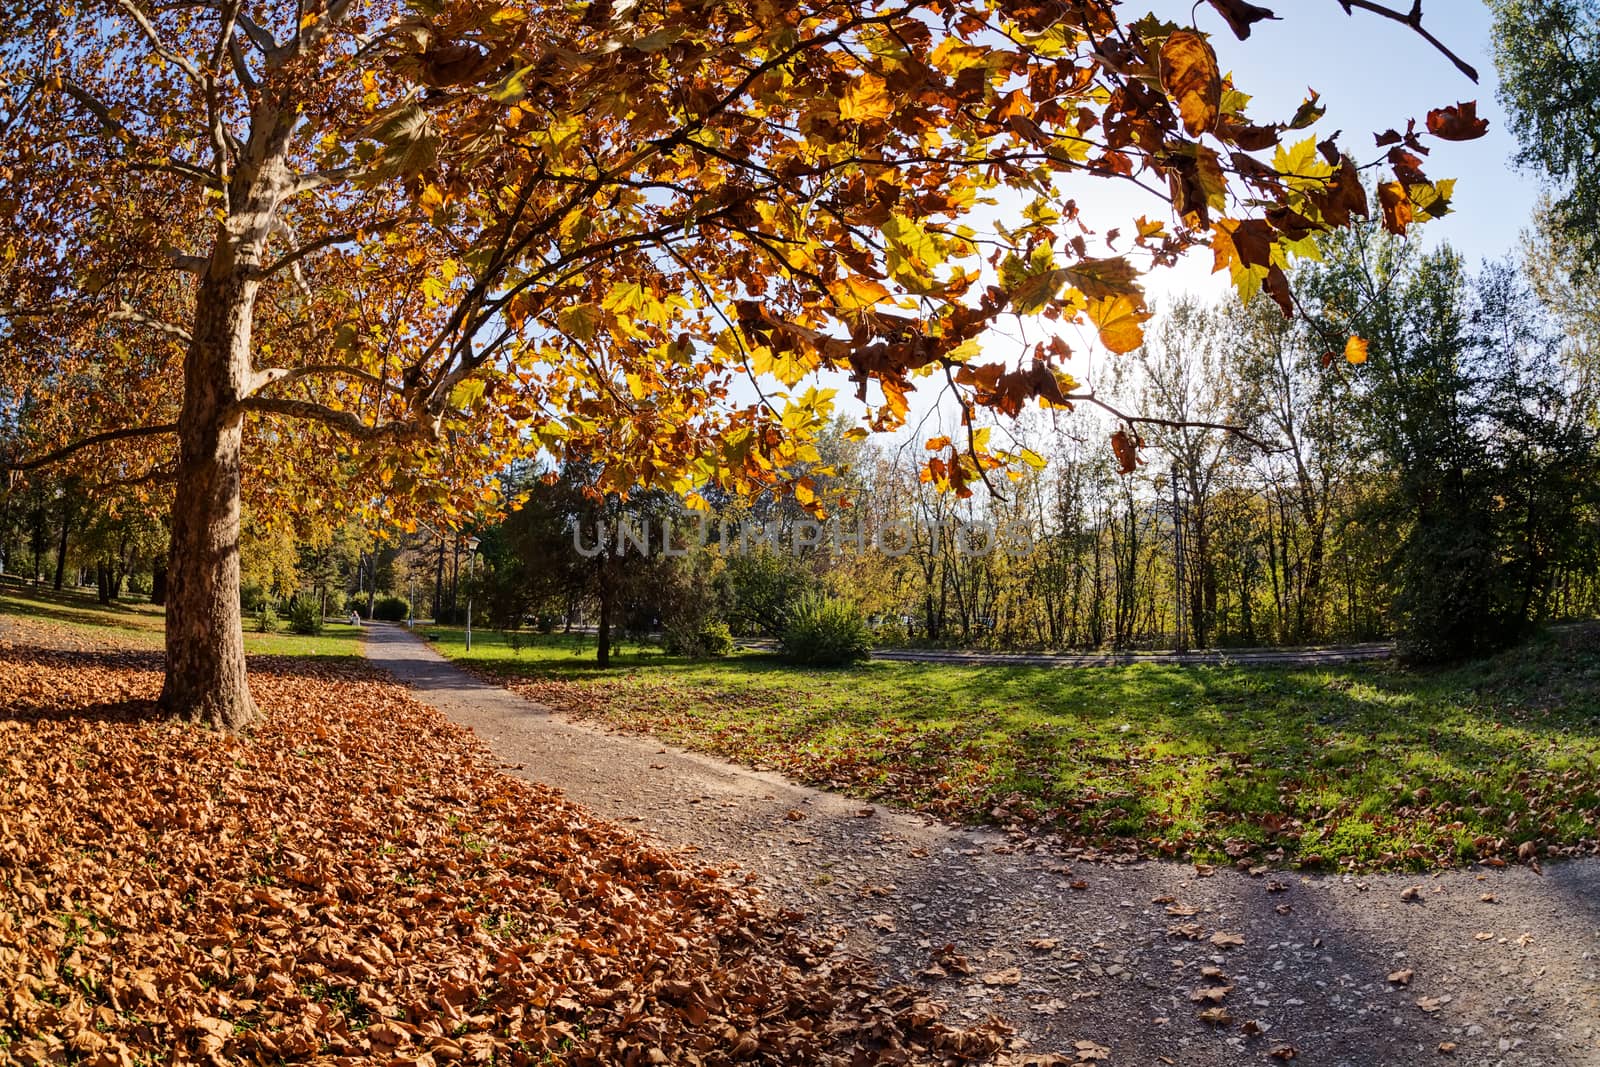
top-left (0, 586), bottom-right (364, 659)
top-left (425, 625), bottom-right (1600, 871)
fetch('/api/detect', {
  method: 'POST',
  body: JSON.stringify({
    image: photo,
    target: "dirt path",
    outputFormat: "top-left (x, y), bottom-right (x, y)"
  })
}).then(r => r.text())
top-left (365, 625), bottom-right (1600, 1067)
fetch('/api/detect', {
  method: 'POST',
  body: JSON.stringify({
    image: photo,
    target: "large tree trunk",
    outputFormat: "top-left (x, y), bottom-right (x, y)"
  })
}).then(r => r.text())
top-left (158, 272), bottom-right (259, 731)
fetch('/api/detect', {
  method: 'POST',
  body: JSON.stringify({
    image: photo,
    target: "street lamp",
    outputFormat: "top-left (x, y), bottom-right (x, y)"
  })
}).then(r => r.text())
top-left (464, 535), bottom-right (481, 652)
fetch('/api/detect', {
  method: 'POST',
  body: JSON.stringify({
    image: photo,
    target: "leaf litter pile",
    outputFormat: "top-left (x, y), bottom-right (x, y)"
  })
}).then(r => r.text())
top-left (0, 635), bottom-right (1016, 1066)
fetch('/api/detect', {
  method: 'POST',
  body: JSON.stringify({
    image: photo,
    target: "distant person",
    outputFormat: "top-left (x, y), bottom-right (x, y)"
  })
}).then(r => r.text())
top-left (349, 609), bottom-right (361, 626)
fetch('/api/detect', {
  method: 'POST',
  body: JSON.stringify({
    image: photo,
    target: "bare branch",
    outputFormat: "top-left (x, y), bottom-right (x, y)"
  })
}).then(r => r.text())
top-left (238, 396), bottom-right (404, 440)
top-left (247, 363), bottom-right (401, 398)
top-left (1, 424), bottom-right (179, 474)
top-left (114, 0), bottom-right (205, 84)
top-left (1335, 0), bottom-right (1479, 81)
top-left (257, 216), bottom-right (403, 279)
top-left (110, 303), bottom-right (193, 345)
top-left (234, 12), bottom-right (282, 57)
top-left (1064, 392), bottom-right (1285, 455)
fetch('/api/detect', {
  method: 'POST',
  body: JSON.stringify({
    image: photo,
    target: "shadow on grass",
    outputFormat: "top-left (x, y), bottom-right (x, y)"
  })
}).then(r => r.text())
top-left (0, 590), bottom-right (164, 636)
top-left (442, 624), bottom-right (1600, 868)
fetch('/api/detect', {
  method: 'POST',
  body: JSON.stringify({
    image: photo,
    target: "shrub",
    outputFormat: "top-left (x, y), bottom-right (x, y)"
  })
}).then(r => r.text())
top-left (373, 595), bottom-right (410, 622)
top-left (536, 613), bottom-right (559, 634)
top-left (254, 603), bottom-right (279, 634)
top-left (872, 614), bottom-right (910, 647)
top-left (288, 597), bottom-right (323, 636)
top-left (778, 594), bottom-right (870, 666)
top-left (240, 582), bottom-right (268, 612)
top-left (504, 629), bottom-right (528, 656)
top-left (434, 605), bottom-right (468, 626)
top-left (665, 618), bottom-right (735, 658)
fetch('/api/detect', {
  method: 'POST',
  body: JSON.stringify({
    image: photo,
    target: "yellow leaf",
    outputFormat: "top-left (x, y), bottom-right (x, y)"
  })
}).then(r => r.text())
top-left (1088, 294), bottom-right (1149, 355)
top-left (839, 74), bottom-right (893, 123)
top-left (828, 274), bottom-right (892, 312)
top-left (1345, 336), bottom-right (1369, 365)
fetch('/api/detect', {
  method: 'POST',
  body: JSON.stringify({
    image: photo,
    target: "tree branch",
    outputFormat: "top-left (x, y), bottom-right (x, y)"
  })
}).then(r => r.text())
top-left (109, 303), bottom-right (193, 345)
top-left (2, 424), bottom-right (179, 473)
top-left (1064, 392), bottom-right (1285, 454)
top-left (114, 0), bottom-right (205, 85)
top-left (238, 396), bottom-right (405, 440)
top-left (247, 364), bottom-right (400, 398)
top-left (1335, 0), bottom-right (1479, 81)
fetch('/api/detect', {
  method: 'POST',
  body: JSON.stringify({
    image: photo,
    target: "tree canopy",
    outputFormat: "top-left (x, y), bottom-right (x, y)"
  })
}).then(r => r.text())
top-left (1492, 0), bottom-right (1600, 274)
top-left (0, 0), bottom-right (1489, 726)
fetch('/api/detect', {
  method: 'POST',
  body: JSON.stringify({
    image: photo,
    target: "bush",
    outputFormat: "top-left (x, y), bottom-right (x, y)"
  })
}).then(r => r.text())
top-left (536, 613), bottom-right (559, 634)
top-left (778, 594), bottom-right (870, 666)
top-left (872, 614), bottom-right (910, 647)
top-left (240, 582), bottom-right (268, 613)
top-left (254, 603), bottom-right (279, 634)
top-left (665, 618), bottom-right (735, 658)
top-left (287, 597), bottom-right (323, 636)
top-left (504, 629), bottom-right (529, 656)
top-left (434, 605), bottom-right (468, 626)
top-left (373, 595), bottom-right (410, 622)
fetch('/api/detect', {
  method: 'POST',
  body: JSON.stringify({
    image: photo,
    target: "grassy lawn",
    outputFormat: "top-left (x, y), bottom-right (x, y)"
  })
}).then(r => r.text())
top-left (0, 585), bottom-right (364, 658)
top-left (425, 625), bottom-right (1600, 871)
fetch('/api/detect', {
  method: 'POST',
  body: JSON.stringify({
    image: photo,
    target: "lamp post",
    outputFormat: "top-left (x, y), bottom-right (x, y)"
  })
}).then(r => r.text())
top-left (464, 535), bottom-right (481, 652)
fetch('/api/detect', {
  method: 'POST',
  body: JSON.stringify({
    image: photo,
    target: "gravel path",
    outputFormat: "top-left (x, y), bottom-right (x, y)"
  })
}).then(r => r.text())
top-left (365, 625), bottom-right (1600, 1067)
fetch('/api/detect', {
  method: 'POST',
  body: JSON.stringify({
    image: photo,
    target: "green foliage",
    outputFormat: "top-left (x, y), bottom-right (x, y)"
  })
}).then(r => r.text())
top-left (287, 598), bottom-right (324, 637)
top-left (1492, 0), bottom-right (1600, 273)
top-left (871, 614), bottom-right (910, 647)
top-left (373, 595), bottom-right (410, 623)
top-left (1298, 226), bottom-right (1600, 661)
top-left (665, 619), bottom-right (735, 659)
top-left (778, 594), bottom-right (871, 666)
top-left (254, 603), bottom-right (279, 634)
top-left (723, 550), bottom-right (811, 635)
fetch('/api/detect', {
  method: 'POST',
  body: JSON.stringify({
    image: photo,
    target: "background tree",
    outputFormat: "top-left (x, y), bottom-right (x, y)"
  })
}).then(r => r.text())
top-left (1492, 0), bottom-right (1600, 272)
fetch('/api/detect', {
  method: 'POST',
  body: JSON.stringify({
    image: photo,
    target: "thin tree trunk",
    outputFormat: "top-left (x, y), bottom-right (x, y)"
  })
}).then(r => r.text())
top-left (158, 272), bottom-right (259, 731)
top-left (596, 569), bottom-right (613, 667)
top-left (53, 500), bottom-right (70, 591)
top-left (150, 565), bottom-right (168, 606)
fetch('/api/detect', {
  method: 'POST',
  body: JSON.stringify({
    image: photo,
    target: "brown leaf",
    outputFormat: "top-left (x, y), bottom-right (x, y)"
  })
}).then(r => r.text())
top-left (1161, 31), bottom-right (1223, 136)
top-left (1426, 101), bottom-right (1490, 142)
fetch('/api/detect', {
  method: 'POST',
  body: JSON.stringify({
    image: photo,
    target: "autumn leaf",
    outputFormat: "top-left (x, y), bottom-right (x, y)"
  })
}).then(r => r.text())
top-left (1161, 31), bottom-right (1223, 137)
top-left (1426, 101), bottom-right (1490, 141)
top-left (1088, 293), bottom-right (1150, 354)
top-left (1345, 336), bottom-right (1369, 364)
top-left (1110, 428), bottom-right (1143, 475)
top-left (839, 74), bottom-right (894, 123)
top-left (1379, 181), bottom-right (1416, 235)
top-left (828, 274), bottom-right (893, 312)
